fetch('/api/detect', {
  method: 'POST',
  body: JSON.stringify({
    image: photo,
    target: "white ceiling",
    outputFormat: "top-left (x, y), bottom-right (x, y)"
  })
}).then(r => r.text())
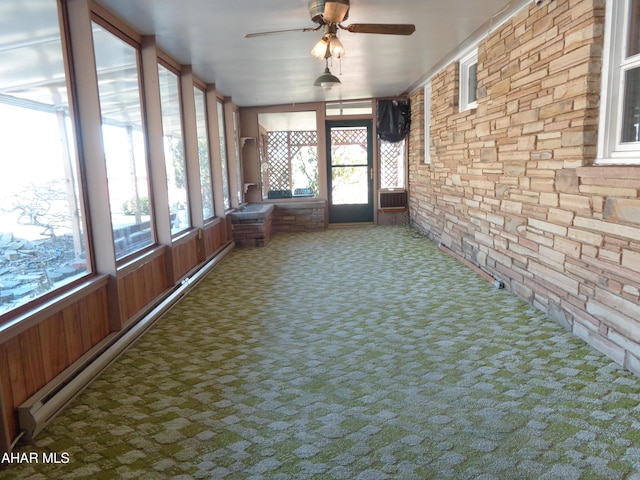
top-left (98, 1), bottom-right (526, 108)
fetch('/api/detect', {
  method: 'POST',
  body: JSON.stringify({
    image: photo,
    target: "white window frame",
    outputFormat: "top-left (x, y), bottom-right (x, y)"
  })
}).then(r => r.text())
top-left (424, 81), bottom-right (431, 164)
top-left (597, 0), bottom-right (640, 164)
top-left (459, 48), bottom-right (478, 112)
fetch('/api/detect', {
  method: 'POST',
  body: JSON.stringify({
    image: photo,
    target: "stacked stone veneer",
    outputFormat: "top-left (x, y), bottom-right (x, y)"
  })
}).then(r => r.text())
top-left (271, 200), bottom-right (328, 233)
top-left (231, 213), bottom-right (274, 248)
top-left (408, 0), bottom-right (640, 375)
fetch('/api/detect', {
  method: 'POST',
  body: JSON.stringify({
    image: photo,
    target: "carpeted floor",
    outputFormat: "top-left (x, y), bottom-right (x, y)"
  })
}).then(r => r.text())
top-left (2, 225), bottom-right (640, 479)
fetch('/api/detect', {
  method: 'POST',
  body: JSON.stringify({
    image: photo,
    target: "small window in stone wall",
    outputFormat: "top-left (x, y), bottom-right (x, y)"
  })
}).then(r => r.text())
top-left (459, 48), bottom-right (478, 112)
top-left (598, 0), bottom-right (640, 163)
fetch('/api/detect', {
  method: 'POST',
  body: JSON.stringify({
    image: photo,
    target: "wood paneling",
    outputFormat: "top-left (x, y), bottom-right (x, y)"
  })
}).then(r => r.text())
top-left (63, 303), bottom-right (85, 364)
top-left (0, 281), bottom-right (110, 449)
top-left (117, 251), bottom-right (170, 322)
top-left (0, 228), bottom-right (232, 451)
top-left (173, 235), bottom-right (199, 281)
top-left (39, 313), bottom-right (69, 383)
top-left (0, 345), bottom-right (15, 453)
top-left (19, 328), bottom-right (45, 399)
top-left (204, 219), bottom-right (229, 258)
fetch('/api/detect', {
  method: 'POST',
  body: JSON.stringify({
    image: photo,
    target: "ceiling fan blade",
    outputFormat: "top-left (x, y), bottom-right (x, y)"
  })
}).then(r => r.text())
top-left (245, 27), bottom-right (319, 39)
top-left (343, 23), bottom-right (416, 35)
top-left (323, 0), bottom-right (350, 24)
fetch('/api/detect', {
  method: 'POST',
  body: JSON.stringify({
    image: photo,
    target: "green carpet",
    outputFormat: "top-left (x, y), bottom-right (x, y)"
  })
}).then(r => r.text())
top-left (2, 226), bottom-right (640, 479)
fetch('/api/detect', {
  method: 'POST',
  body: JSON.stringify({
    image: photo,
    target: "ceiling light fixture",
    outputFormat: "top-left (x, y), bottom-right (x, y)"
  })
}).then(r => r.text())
top-left (310, 24), bottom-right (344, 60)
top-left (311, 36), bottom-right (330, 59)
top-left (314, 59), bottom-right (341, 90)
top-left (329, 35), bottom-right (345, 59)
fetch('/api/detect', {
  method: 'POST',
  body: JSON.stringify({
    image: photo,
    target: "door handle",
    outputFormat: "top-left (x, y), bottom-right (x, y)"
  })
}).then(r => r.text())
top-left (370, 167), bottom-right (373, 180)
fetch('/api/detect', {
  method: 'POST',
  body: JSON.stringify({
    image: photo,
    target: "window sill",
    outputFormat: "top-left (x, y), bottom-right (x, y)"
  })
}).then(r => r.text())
top-left (577, 165), bottom-right (640, 179)
top-left (172, 228), bottom-right (198, 245)
top-left (117, 245), bottom-right (167, 275)
top-left (0, 275), bottom-right (109, 342)
top-left (203, 216), bottom-right (221, 227)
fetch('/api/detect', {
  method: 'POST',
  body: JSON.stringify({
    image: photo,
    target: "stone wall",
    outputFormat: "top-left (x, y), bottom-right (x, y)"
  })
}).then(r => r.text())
top-left (231, 214), bottom-right (274, 248)
top-left (408, 0), bottom-right (640, 374)
top-left (271, 200), bottom-right (328, 233)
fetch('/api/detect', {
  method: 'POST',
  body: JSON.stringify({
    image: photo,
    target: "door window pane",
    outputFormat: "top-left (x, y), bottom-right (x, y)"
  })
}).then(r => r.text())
top-left (93, 23), bottom-right (153, 258)
top-left (330, 127), bottom-right (369, 205)
top-left (331, 127), bottom-right (368, 165)
top-left (331, 167), bottom-right (369, 205)
top-left (158, 64), bottom-right (190, 235)
top-left (217, 100), bottom-right (231, 210)
top-left (195, 87), bottom-right (214, 219)
top-left (0, 0), bottom-right (89, 317)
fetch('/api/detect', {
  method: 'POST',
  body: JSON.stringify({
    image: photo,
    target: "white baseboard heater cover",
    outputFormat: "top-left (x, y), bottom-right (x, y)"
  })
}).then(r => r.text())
top-left (17, 242), bottom-right (234, 443)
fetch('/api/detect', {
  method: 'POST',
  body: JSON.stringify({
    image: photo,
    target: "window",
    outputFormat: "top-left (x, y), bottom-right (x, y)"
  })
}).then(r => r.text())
top-left (326, 100), bottom-right (373, 116)
top-left (194, 87), bottom-right (215, 220)
top-left (158, 64), bottom-right (190, 235)
top-left (93, 22), bottom-right (154, 259)
top-left (459, 48), bottom-right (478, 111)
top-left (424, 81), bottom-right (432, 164)
top-left (257, 112), bottom-right (319, 199)
top-left (217, 100), bottom-right (231, 210)
top-left (0, 0), bottom-right (89, 317)
top-left (598, 0), bottom-right (640, 163)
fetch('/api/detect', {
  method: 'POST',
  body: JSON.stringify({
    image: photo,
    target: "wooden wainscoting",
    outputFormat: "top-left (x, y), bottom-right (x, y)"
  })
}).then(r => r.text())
top-left (0, 278), bottom-right (110, 449)
top-left (117, 248), bottom-right (170, 324)
top-left (203, 218), bottom-right (230, 259)
top-left (172, 232), bottom-right (201, 282)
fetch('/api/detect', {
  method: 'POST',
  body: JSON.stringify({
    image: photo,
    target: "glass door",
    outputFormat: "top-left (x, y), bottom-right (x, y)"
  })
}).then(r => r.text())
top-left (326, 120), bottom-right (374, 223)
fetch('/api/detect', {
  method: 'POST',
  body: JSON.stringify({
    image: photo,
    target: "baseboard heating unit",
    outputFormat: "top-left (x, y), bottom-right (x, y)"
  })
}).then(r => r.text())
top-left (17, 242), bottom-right (234, 444)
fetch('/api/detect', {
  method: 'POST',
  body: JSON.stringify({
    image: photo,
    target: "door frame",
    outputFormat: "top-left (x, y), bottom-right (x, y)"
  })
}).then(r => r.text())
top-left (326, 119), bottom-right (374, 224)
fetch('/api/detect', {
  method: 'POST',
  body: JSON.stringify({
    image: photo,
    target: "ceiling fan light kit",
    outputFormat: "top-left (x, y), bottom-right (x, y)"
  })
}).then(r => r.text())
top-left (311, 37), bottom-right (330, 59)
top-left (311, 30), bottom-right (345, 60)
top-left (329, 35), bottom-right (345, 58)
top-left (245, 1), bottom-right (415, 88)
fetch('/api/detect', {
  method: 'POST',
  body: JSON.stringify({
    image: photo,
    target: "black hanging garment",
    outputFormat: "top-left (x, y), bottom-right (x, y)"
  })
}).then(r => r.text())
top-left (377, 99), bottom-right (411, 143)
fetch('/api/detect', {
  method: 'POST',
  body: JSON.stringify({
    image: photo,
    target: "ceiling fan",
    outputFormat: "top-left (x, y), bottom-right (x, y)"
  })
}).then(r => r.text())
top-left (245, 0), bottom-right (416, 59)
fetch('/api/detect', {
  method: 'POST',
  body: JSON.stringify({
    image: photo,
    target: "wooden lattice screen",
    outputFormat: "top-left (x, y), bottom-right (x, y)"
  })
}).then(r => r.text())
top-left (330, 127), bottom-right (367, 147)
top-left (379, 139), bottom-right (405, 189)
top-left (264, 131), bottom-right (318, 193)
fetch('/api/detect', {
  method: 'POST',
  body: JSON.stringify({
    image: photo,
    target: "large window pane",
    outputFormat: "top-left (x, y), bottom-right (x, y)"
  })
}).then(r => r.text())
top-left (217, 100), bottom-right (231, 210)
top-left (158, 64), bottom-right (190, 235)
top-left (93, 23), bottom-right (153, 258)
top-left (258, 112), bottom-right (319, 199)
top-left (195, 88), bottom-right (215, 219)
top-left (622, 67), bottom-right (640, 143)
top-left (622, 2), bottom-right (640, 143)
top-left (232, 110), bottom-right (244, 206)
top-left (0, 0), bottom-right (89, 317)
